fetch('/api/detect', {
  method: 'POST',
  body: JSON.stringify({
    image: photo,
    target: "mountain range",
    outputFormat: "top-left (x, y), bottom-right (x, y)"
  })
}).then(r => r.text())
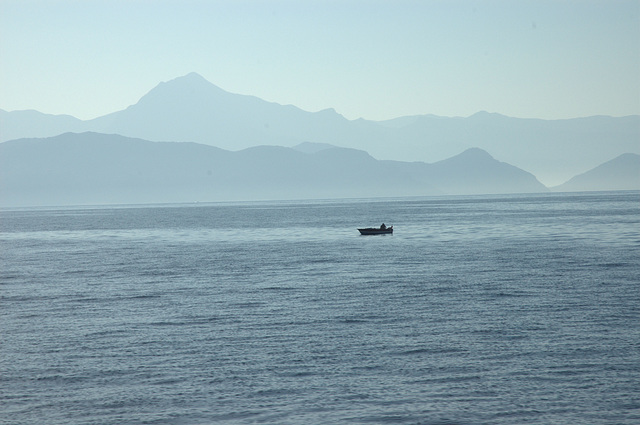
top-left (1, 73), bottom-right (638, 207)
top-left (1, 72), bottom-right (638, 187)
top-left (0, 132), bottom-right (550, 207)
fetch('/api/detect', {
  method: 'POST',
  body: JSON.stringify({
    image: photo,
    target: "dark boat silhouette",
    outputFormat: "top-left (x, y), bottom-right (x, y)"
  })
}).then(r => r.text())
top-left (358, 224), bottom-right (393, 235)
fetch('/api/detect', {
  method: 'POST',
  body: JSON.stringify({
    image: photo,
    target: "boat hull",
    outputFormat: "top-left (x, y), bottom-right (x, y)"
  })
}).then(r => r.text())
top-left (358, 228), bottom-right (393, 235)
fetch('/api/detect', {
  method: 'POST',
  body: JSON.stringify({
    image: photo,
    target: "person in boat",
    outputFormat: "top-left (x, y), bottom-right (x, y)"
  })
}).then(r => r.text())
top-left (380, 223), bottom-right (386, 229)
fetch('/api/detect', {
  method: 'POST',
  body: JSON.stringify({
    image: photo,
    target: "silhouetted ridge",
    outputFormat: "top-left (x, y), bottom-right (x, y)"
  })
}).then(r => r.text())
top-left (134, 73), bottom-right (227, 107)
top-left (1, 73), bottom-right (638, 187)
top-left (425, 148), bottom-right (545, 194)
top-left (452, 147), bottom-right (495, 162)
top-left (0, 133), bottom-right (550, 207)
top-left (553, 153), bottom-right (640, 192)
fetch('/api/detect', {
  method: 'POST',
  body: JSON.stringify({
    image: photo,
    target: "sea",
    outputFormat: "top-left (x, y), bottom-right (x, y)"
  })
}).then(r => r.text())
top-left (1, 191), bottom-right (639, 425)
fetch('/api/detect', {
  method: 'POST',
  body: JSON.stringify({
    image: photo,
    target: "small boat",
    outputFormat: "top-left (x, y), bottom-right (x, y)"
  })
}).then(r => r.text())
top-left (358, 225), bottom-right (393, 235)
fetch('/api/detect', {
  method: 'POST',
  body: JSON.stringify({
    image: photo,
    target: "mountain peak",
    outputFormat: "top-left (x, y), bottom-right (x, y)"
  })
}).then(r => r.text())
top-left (184, 71), bottom-right (205, 79)
top-left (458, 147), bottom-right (495, 161)
top-left (169, 72), bottom-right (210, 85)
top-left (130, 73), bottom-right (227, 111)
top-left (158, 72), bottom-right (223, 92)
top-left (430, 148), bottom-right (496, 168)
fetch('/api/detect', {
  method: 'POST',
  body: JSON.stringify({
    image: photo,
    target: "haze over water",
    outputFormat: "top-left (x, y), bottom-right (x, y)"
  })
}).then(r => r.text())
top-left (2, 191), bottom-right (639, 424)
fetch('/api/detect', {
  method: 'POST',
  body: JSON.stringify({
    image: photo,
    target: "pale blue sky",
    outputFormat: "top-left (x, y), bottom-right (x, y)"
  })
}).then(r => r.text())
top-left (1, 0), bottom-right (638, 121)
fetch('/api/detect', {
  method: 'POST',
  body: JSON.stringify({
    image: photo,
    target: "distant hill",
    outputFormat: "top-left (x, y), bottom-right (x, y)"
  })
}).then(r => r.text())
top-left (1, 72), bottom-right (638, 186)
top-left (552, 153), bottom-right (640, 192)
top-left (0, 109), bottom-right (86, 141)
top-left (423, 148), bottom-right (547, 195)
top-left (0, 132), bottom-right (548, 207)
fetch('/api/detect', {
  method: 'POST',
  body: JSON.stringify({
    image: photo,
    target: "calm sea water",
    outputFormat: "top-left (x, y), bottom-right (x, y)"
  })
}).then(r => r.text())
top-left (1, 192), bottom-right (639, 425)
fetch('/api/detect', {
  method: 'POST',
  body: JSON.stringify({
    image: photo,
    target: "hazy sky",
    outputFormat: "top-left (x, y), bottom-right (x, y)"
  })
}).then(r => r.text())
top-left (1, 0), bottom-right (638, 121)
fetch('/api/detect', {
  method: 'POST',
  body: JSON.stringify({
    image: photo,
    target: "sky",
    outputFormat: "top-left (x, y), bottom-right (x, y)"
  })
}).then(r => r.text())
top-left (1, 0), bottom-right (639, 121)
